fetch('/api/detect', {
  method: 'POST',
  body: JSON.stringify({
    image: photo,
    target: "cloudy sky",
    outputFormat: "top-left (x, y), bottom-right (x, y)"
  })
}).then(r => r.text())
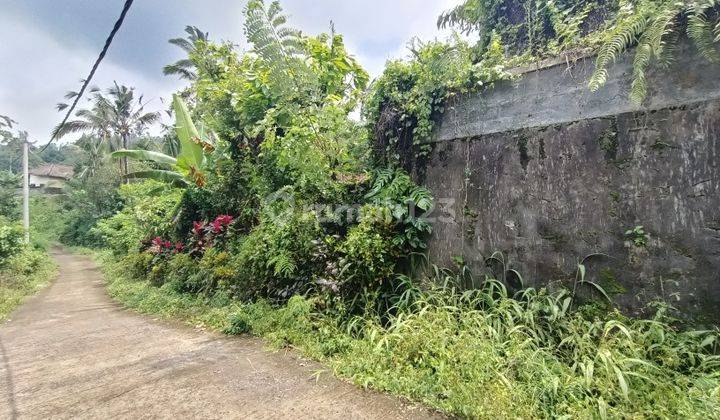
top-left (0, 0), bottom-right (462, 143)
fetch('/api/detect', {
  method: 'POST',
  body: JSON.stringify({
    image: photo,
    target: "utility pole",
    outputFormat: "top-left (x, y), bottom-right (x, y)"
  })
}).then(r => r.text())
top-left (21, 131), bottom-right (30, 244)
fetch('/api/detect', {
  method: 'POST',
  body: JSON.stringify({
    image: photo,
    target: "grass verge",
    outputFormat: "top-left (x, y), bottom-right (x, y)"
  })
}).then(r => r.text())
top-left (97, 251), bottom-right (720, 419)
top-left (0, 248), bottom-right (57, 322)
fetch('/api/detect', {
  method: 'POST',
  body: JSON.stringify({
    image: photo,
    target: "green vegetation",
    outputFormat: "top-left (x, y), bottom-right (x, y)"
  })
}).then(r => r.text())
top-left (111, 95), bottom-right (218, 187)
top-left (590, 0), bottom-right (720, 103)
top-left (53, 82), bottom-right (160, 178)
top-left (0, 123), bottom-right (70, 320)
top-left (0, 218), bottom-right (57, 322)
top-left (3, 0), bottom-right (717, 417)
top-left (102, 251), bottom-right (720, 418)
top-left (437, 0), bottom-right (720, 104)
top-left (29, 196), bottom-right (69, 250)
top-left (625, 225), bottom-right (649, 247)
top-left (364, 36), bottom-right (510, 168)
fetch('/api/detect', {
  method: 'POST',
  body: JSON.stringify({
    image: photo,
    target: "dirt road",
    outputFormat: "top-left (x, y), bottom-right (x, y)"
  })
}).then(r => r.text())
top-left (0, 250), bottom-right (436, 419)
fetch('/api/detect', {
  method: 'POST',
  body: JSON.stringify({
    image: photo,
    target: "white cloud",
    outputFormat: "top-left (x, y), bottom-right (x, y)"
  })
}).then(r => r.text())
top-left (0, 13), bottom-right (181, 143)
top-left (282, 0), bottom-right (463, 76)
top-left (0, 0), bottom-right (466, 142)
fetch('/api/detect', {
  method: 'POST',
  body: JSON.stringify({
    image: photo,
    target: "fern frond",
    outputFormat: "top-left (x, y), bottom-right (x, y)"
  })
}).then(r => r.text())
top-left (630, 43), bottom-right (652, 104)
top-left (244, 0), bottom-right (302, 60)
top-left (268, 253), bottom-right (297, 277)
top-left (628, 4), bottom-right (683, 103)
top-left (644, 4), bottom-right (681, 67)
top-left (590, 14), bottom-right (650, 92)
top-left (687, 2), bottom-right (720, 62)
top-left (244, 0), bottom-right (314, 102)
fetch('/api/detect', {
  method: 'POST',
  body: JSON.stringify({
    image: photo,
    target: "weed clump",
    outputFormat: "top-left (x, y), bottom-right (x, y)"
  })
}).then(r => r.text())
top-left (102, 252), bottom-right (720, 419)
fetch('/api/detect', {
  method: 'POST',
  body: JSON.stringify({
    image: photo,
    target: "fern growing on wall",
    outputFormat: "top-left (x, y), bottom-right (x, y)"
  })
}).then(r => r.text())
top-left (590, 0), bottom-right (720, 103)
top-left (438, 1), bottom-right (720, 104)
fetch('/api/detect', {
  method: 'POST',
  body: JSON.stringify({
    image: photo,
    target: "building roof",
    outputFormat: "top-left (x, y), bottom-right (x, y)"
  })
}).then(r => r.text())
top-left (29, 164), bottom-right (74, 180)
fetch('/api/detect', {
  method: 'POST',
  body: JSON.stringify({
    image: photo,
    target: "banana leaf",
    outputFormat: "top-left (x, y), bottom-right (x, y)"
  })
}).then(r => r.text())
top-left (111, 149), bottom-right (177, 166)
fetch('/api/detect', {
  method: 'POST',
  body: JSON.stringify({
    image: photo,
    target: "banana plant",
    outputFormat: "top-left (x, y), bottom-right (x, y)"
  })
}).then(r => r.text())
top-left (111, 94), bottom-right (214, 188)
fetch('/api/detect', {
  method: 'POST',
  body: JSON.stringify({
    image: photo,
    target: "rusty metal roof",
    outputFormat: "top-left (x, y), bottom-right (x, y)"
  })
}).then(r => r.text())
top-left (28, 164), bottom-right (74, 180)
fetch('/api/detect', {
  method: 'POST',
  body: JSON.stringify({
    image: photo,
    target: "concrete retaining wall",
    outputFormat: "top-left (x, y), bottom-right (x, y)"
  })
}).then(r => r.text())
top-left (424, 42), bottom-right (720, 322)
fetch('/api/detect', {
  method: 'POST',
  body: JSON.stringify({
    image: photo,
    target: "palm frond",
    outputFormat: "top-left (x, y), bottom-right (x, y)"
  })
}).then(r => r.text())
top-left (64, 90), bottom-right (79, 100)
top-left (52, 120), bottom-right (93, 139)
top-left (136, 111), bottom-right (161, 126)
top-left (168, 37), bottom-right (194, 53)
top-left (163, 62), bottom-right (197, 80)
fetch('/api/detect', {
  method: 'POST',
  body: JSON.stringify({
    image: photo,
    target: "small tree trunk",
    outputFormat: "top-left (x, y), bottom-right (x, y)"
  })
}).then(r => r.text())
top-left (122, 134), bottom-right (129, 184)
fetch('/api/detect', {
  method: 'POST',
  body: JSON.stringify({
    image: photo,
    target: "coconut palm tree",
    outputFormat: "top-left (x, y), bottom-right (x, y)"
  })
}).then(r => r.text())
top-left (55, 89), bottom-right (115, 148)
top-left (53, 83), bottom-right (160, 178)
top-left (163, 26), bottom-right (209, 81)
top-left (73, 135), bottom-right (108, 181)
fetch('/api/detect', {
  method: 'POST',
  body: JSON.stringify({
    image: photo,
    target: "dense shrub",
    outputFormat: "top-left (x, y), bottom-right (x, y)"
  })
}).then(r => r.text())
top-left (365, 37), bottom-right (509, 169)
top-left (123, 251), bottom-right (155, 281)
top-left (0, 171), bottom-right (20, 220)
top-left (338, 206), bottom-right (399, 285)
top-left (163, 253), bottom-right (200, 293)
top-left (29, 196), bottom-right (69, 250)
top-left (0, 245), bottom-right (56, 321)
top-left (60, 164), bottom-right (122, 247)
top-left (0, 219), bottom-right (25, 265)
top-left (95, 181), bottom-right (182, 255)
top-left (5, 246), bottom-right (46, 275)
top-left (229, 210), bottom-right (323, 300)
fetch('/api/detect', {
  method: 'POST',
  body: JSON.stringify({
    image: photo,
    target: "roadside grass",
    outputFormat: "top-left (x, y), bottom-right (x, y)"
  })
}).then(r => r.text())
top-left (0, 248), bottom-right (57, 322)
top-left (97, 252), bottom-right (720, 419)
top-left (29, 196), bottom-right (68, 251)
top-left (96, 251), bottom-right (240, 331)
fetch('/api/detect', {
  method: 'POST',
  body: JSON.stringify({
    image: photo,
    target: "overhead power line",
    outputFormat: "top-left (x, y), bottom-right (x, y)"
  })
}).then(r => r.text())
top-left (40, 0), bottom-right (135, 152)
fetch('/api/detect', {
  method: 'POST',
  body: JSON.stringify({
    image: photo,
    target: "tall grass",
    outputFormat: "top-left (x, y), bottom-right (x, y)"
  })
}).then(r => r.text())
top-left (328, 279), bottom-right (720, 418)
top-left (0, 248), bottom-right (57, 322)
top-left (100, 253), bottom-right (720, 418)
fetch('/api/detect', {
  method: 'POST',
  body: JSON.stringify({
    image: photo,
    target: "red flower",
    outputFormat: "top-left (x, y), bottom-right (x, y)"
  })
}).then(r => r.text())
top-left (209, 215), bottom-right (234, 233)
top-left (192, 221), bottom-right (205, 235)
top-left (152, 237), bottom-right (164, 246)
top-left (215, 215), bottom-right (234, 226)
top-left (175, 243), bottom-right (184, 251)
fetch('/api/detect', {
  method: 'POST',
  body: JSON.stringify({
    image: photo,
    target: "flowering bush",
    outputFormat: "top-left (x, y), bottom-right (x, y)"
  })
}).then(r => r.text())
top-left (188, 215), bottom-right (235, 256)
top-left (94, 180), bottom-right (183, 255)
top-left (0, 220), bottom-right (25, 266)
top-left (142, 236), bottom-right (184, 257)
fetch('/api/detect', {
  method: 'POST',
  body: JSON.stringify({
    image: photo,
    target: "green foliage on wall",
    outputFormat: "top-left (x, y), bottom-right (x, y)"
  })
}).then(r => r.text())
top-left (437, 0), bottom-right (720, 103)
top-left (365, 36), bottom-right (511, 169)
